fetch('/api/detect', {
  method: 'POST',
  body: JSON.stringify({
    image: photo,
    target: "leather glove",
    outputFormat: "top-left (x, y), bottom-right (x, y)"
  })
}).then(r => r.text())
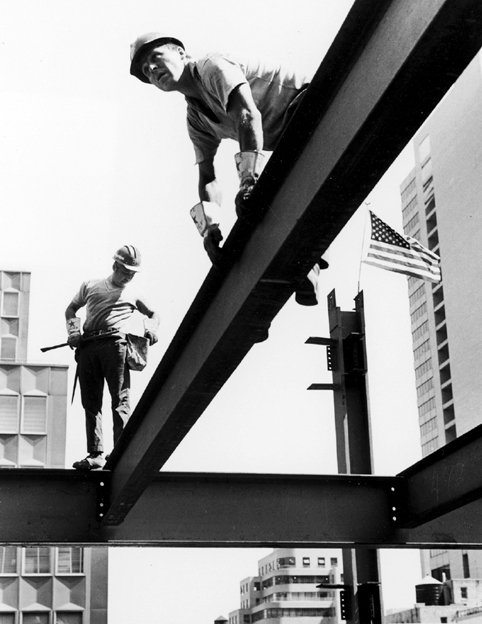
top-left (234, 151), bottom-right (266, 222)
top-left (203, 225), bottom-right (224, 266)
top-left (144, 330), bottom-right (158, 346)
top-left (66, 318), bottom-right (81, 349)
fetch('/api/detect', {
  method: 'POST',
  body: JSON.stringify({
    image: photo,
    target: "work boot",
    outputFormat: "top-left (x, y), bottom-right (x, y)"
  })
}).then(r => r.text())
top-left (72, 454), bottom-right (105, 471)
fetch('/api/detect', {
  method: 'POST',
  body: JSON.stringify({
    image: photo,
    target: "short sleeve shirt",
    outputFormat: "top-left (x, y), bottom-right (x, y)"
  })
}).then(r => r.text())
top-left (186, 53), bottom-right (310, 163)
top-left (69, 277), bottom-right (153, 334)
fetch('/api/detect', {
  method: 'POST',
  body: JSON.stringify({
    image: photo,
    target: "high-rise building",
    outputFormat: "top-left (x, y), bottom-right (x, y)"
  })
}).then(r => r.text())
top-left (226, 548), bottom-right (343, 624)
top-left (0, 269), bottom-right (108, 624)
top-left (400, 50), bottom-right (482, 600)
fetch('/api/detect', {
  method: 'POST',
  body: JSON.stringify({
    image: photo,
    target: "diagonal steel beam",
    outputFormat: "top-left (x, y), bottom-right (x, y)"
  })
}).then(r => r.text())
top-left (104, 0), bottom-right (482, 525)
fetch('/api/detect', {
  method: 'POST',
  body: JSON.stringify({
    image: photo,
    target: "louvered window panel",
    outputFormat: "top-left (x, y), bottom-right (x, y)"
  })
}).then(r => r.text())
top-left (0, 396), bottom-right (19, 432)
top-left (23, 396), bottom-right (47, 434)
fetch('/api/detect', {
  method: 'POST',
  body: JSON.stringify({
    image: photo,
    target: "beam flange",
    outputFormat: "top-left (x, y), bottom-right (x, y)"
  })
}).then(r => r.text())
top-left (103, 0), bottom-right (482, 525)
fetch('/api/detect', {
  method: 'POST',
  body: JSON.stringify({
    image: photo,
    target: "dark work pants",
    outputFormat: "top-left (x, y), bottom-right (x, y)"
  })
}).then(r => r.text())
top-left (77, 337), bottom-right (130, 454)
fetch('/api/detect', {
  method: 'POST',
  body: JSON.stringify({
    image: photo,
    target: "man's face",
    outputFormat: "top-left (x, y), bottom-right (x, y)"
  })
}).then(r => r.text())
top-left (141, 44), bottom-right (186, 91)
top-left (112, 263), bottom-right (136, 287)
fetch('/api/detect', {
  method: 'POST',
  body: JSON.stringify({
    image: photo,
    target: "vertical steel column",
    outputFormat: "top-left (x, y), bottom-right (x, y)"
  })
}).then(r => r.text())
top-left (308, 290), bottom-right (382, 622)
top-left (329, 290), bottom-right (382, 624)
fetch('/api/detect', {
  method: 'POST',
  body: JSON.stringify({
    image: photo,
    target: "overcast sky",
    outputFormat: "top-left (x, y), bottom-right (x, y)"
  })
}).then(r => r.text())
top-left (0, 0), bottom-right (428, 619)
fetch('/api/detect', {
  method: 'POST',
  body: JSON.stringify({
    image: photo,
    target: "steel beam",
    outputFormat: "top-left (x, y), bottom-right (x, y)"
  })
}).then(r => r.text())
top-left (101, 0), bottom-right (482, 524)
top-left (2, 465), bottom-right (482, 546)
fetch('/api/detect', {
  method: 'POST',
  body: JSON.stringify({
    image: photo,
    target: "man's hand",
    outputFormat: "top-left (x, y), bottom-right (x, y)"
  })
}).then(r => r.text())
top-left (203, 225), bottom-right (224, 265)
top-left (67, 333), bottom-right (81, 349)
top-left (144, 330), bottom-right (158, 346)
top-left (235, 182), bottom-right (256, 222)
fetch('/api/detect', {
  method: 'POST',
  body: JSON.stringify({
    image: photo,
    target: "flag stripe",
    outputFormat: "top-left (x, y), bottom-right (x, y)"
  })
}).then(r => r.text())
top-left (363, 211), bottom-right (441, 283)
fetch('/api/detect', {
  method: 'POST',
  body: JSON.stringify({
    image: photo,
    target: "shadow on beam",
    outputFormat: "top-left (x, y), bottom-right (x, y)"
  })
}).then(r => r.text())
top-left (102, 0), bottom-right (482, 526)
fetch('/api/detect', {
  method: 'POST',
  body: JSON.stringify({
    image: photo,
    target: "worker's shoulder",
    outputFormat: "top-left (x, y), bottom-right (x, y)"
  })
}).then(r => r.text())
top-left (195, 51), bottom-right (244, 74)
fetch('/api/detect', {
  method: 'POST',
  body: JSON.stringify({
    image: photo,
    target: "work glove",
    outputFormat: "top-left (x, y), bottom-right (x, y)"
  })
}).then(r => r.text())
top-left (66, 318), bottom-right (81, 349)
top-left (234, 151), bottom-right (266, 223)
top-left (190, 201), bottom-right (223, 265)
top-left (144, 330), bottom-right (158, 346)
top-left (144, 317), bottom-right (159, 346)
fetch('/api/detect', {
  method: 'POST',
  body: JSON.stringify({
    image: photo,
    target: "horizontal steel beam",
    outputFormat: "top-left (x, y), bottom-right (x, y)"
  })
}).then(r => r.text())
top-left (102, 0), bottom-right (482, 525)
top-left (2, 464), bottom-right (482, 547)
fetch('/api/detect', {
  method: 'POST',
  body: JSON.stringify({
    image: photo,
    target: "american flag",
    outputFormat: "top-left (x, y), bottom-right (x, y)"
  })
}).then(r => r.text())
top-left (364, 211), bottom-right (441, 283)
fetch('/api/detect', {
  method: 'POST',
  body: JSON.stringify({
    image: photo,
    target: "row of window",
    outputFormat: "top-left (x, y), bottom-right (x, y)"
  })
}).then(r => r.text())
top-left (258, 556), bottom-right (335, 576)
top-left (0, 613), bottom-right (81, 624)
top-left (264, 591), bottom-right (334, 602)
top-left (262, 575), bottom-right (330, 589)
top-left (251, 608), bottom-right (335, 622)
top-left (415, 357), bottom-right (432, 380)
top-left (0, 547), bottom-right (83, 576)
top-left (411, 302), bottom-right (427, 324)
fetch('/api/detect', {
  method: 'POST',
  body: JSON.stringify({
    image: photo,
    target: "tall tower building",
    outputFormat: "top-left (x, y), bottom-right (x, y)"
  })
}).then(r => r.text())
top-left (0, 269), bottom-right (108, 623)
top-left (227, 548), bottom-right (343, 624)
top-left (400, 50), bottom-right (482, 601)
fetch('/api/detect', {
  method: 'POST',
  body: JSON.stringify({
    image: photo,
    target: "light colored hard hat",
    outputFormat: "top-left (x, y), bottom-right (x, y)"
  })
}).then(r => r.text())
top-left (113, 245), bottom-right (142, 272)
top-left (130, 32), bottom-right (185, 83)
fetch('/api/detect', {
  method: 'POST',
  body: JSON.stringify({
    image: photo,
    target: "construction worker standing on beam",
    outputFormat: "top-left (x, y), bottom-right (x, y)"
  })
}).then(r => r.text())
top-left (129, 32), bottom-right (327, 306)
top-left (65, 245), bottom-right (160, 471)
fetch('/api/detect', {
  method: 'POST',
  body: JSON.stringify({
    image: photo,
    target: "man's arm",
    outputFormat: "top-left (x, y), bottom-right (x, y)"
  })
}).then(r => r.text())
top-left (226, 83), bottom-right (263, 150)
top-left (198, 158), bottom-right (222, 205)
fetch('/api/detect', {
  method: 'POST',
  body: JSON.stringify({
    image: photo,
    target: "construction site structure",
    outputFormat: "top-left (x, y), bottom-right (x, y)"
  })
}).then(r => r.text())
top-left (2, 2), bottom-right (482, 624)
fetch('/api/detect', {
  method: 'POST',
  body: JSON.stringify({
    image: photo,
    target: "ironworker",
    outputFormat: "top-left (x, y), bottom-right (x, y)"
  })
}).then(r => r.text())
top-left (65, 245), bottom-right (160, 470)
top-left (129, 32), bottom-right (327, 305)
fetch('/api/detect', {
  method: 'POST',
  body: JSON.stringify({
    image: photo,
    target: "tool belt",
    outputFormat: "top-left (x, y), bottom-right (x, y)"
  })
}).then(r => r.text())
top-left (82, 328), bottom-right (124, 341)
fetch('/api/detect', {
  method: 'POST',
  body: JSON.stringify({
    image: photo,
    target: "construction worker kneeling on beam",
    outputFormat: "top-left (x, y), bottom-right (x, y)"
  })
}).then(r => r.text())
top-left (129, 33), bottom-right (328, 306)
top-left (65, 245), bottom-right (160, 471)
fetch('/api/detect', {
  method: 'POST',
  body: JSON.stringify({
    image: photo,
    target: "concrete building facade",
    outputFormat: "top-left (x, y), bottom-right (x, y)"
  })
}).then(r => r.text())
top-left (400, 51), bottom-right (482, 596)
top-left (0, 270), bottom-right (108, 624)
top-left (227, 548), bottom-right (343, 624)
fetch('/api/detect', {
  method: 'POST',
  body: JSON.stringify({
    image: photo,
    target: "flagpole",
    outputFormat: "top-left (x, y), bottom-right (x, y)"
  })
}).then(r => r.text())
top-left (357, 205), bottom-right (371, 292)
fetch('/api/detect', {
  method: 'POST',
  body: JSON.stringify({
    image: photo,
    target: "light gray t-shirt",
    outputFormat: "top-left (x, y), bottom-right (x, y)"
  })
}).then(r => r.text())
top-left (186, 53), bottom-right (310, 163)
top-left (69, 276), bottom-right (154, 334)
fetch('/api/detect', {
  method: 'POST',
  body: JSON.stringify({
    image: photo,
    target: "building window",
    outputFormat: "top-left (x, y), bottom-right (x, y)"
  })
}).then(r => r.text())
top-left (24, 547), bottom-right (51, 574)
top-left (0, 615), bottom-right (14, 624)
top-left (0, 396), bottom-right (19, 433)
top-left (0, 546), bottom-right (17, 574)
top-left (22, 614), bottom-right (49, 624)
top-left (277, 557), bottom-right (295, 568)
top-left (317, 557), bottom-right (325, 567)
top-left (463, 553), bottom-right (470, 578)
top-left (330, 558), bottom-right (338, 567)
top-left (1, 292), bottom-right (19, 317)
top-left (440, 618), bottom-right (447, 623)
top-left (22, 396), bottom-right (47, 434)
top-left (56, 616), bottom-right (83, 624)
top-left (57, 547), bottom-right (83, 575)
top-left (302, 557), bottom-right (310, 567)
top-left (461, 587), bottom-right (468, 599)
top-left (0, 338), bottom-right (16, 361)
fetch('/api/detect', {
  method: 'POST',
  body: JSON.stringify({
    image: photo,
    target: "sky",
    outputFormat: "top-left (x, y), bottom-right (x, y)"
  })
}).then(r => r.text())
top-left (0, 0), bottom-right (430, 619)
